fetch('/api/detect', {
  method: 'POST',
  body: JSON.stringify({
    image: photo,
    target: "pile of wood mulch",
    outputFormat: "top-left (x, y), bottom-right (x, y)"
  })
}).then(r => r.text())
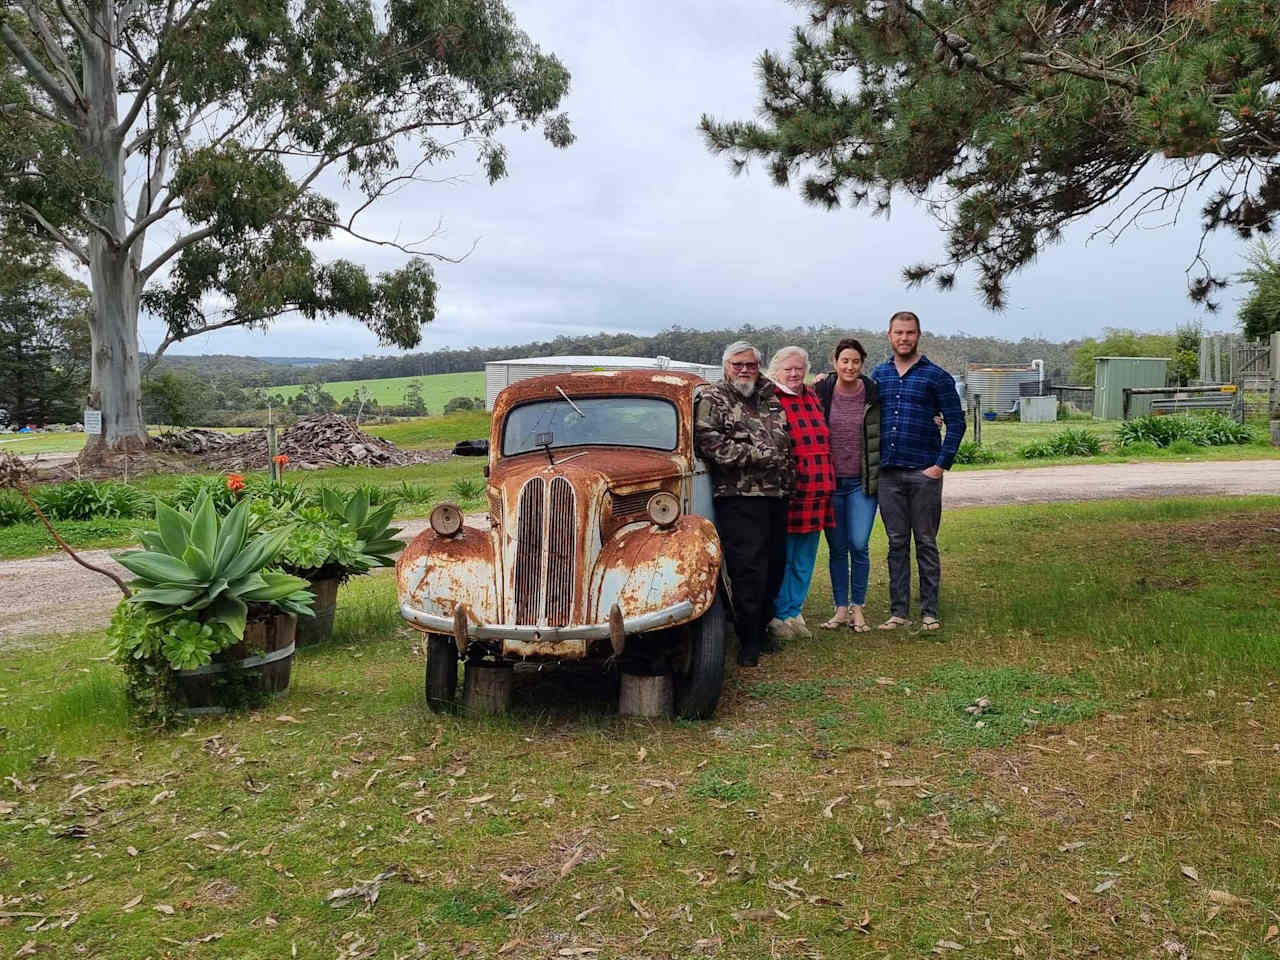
top-left (152, 414), bottom-right (446, 470)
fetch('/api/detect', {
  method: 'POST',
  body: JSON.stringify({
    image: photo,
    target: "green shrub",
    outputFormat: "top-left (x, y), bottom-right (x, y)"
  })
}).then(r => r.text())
top-left (1117, 413), bottom-right (1255, 449)
top-left (30, 480), bottom-right (149, 522)
top-left (1120, 440), bottom-right (1159, 456)
top-left (1167, 438), bottom-right (1198, 455)
top-left (0, 491), bottom-right (35, 527)
top-left (1017, 428), bottom-right (1103, 459)
top-left (450, 478), bottom-right (486, 502)
top-left (444, 396), bottom-right (479, 414)
top-left (953, 440), bottom-right (999, 465)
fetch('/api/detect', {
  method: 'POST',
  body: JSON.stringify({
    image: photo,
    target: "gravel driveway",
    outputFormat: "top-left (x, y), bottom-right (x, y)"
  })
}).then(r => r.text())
top-left (3, 458), bottom-right (1277, 643)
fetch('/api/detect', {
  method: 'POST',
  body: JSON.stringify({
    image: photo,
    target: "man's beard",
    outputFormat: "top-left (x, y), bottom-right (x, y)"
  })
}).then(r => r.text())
top-left (730, 377), bottom-right (758, 397)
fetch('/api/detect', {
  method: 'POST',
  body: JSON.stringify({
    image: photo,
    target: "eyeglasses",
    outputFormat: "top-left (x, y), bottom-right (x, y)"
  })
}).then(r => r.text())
top-left (728, 361), bottom-right (759, 371)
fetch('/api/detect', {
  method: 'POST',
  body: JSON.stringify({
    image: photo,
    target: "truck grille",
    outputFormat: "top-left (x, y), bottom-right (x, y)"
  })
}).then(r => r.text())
top-left (512, 476), bottom-right (578, 626)
top-left (545, 477), bottom-right (575, 626)
top-left (513, 477), bottom-right (543, 624)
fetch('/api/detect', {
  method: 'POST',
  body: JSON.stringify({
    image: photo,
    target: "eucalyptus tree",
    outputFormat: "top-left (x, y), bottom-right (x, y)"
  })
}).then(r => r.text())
top-left (702, 0), bottom-right (1280, 311)
top-left (1, 0), bottom-right (571, 454)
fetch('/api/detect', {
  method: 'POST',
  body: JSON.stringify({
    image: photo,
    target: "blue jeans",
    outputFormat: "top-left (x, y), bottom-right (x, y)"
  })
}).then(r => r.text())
top-left (773, 531), bottom-right (821, 621)
top-left (825, 477), bottom-right (879, 607)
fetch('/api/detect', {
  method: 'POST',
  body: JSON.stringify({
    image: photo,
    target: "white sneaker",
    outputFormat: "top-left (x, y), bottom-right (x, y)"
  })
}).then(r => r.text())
top-left (786, 615), bottom-right (812, 639)
top-left (766, 618), bottom-right (794, 642)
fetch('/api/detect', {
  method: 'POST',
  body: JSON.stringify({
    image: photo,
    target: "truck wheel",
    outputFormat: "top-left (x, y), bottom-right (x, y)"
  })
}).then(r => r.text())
top-left (674, 594), bottom-right (726, 720)
top-left (425, 634), bottom-right (458, 711)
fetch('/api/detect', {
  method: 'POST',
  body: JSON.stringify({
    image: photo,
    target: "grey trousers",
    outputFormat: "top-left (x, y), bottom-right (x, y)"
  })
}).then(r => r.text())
top-left (877, 468), bottom-right (944, 619)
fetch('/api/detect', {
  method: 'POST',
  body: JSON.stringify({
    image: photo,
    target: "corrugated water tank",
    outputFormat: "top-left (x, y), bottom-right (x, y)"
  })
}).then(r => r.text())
top-left (966, 362), bottom-right (1041, 413)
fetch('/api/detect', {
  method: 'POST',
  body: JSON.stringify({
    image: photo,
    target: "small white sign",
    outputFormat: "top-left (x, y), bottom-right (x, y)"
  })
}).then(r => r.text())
top-left (83, 409), bottom-right (102, 435)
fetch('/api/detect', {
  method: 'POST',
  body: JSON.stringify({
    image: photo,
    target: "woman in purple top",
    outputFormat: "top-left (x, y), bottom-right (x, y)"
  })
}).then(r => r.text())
top-left (812, 338), bottom-right (882, 632)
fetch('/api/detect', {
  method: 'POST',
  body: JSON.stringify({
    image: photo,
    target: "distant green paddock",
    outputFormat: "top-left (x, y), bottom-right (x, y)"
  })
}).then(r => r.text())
top-left (266, 370), bottom-right (484, 410)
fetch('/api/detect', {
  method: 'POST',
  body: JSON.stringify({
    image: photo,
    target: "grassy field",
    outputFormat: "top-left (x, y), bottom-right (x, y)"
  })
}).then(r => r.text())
top-left (266, 371), bottom-right (485, 409)
top-left (0, 496), bottom-right (1276, 958)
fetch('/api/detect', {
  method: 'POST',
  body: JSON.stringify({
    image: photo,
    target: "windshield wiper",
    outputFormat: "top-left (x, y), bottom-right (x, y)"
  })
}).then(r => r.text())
top-left (556, 386), bottom-right (585, 418)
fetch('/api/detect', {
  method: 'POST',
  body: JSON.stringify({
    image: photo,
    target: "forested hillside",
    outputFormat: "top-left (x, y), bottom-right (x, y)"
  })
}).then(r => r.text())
top-left (153, 325), bottom-right (1082, 386)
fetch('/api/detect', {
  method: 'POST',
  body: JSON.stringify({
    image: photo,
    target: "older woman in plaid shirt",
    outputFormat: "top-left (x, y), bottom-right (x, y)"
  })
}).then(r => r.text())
top-left (765, 346), bottom-right (835, 643)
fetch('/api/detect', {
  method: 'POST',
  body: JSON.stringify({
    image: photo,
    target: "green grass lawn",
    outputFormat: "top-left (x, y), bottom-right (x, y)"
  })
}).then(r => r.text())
top-left (266, 370), bottom-right (485, 409)
top-left (0, 497), bottom-right (1276, 958)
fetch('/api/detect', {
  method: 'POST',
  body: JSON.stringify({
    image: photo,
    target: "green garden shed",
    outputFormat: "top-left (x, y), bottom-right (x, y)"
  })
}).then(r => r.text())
top-left (1093, 356), bottom-right (1170, 419)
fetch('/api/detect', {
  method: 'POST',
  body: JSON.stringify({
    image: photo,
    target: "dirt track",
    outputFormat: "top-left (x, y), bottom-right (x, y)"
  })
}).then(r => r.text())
top-left (2, 458), bottom-right (1278, 643)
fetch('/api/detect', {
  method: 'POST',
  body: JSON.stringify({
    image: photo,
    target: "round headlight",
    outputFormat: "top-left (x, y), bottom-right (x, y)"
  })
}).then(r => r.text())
top-left (429, 502), bottom-right (463, 537)
top-left (646, 491), bottom-right (680, 528)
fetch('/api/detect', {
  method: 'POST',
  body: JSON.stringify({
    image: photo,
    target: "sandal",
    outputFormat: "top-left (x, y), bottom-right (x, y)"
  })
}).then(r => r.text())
top-left (921, 616), bottom-right (942, 631)
top-left (820, 607), bottom-right (851, 629)
top-left (849, 607), bottom-right (871, 633)
top-left (878, 616), bottom-right (910, 631)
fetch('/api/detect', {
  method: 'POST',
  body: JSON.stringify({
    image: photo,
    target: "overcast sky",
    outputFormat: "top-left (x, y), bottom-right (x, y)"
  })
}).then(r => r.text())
top-left (144, 0), bottom-right (1247, 360)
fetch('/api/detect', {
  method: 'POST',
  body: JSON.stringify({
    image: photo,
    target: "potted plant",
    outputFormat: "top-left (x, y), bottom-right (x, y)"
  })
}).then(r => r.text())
top-left (252, 487), bottom-right (404, 645)
top-left (108, 492), bottom-right (314, 722)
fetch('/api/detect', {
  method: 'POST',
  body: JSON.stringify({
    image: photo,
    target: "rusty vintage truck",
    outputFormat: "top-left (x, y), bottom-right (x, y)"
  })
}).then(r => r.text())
top-left (396, 369), bottom-right (728, 718)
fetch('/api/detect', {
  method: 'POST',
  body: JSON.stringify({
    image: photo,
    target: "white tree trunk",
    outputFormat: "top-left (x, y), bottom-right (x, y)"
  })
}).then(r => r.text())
top-left (80, 1), bottom-right (147, 455)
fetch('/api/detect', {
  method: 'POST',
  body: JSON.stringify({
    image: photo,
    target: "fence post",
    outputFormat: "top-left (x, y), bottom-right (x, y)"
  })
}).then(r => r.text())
top-left (267, 425), bottom-right (279, 481)
top-left (971, 393), bottom-right (982, 446)
top-left (1122, 388), bottom-right (1131, 421)
top-left (1270, 332), bottom-right (1280, 447)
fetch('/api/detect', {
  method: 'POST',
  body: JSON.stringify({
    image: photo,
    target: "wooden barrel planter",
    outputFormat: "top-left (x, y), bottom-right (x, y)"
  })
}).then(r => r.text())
top-left (296, 576), bottom-right (340, 646)
top-left (462, 661), bottom-right (513, 715)
top-left (174, 613), bottom-right (297, 715)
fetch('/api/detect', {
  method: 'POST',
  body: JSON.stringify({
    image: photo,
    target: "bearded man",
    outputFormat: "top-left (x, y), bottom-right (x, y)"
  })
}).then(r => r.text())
top-left (693, 340), bottom-right (795, 666)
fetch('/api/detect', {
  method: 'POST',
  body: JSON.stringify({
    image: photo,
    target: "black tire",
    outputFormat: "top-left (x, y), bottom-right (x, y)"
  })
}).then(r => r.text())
top-left (674, 594), bottom-right (726, 720)
top-left (425, 634), bottom-right (458, 711)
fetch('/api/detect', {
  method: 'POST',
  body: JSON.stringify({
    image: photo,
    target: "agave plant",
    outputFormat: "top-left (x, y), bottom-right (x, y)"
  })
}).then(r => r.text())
top-left (118, 492), bottom-right (314, 641)
top-left (316, 487), bottom-right (404, 575)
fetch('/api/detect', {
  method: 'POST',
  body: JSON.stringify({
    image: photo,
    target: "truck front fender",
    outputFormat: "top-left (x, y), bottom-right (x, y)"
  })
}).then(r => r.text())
top-left (587, 516), bottom-right (721, 628)
top-left (396, 526), bottom-right (500, 626)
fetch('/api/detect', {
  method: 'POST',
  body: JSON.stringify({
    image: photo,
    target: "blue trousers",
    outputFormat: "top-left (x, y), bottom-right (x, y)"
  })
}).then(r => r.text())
top-left (773, 531), bottom-right (821, 621)
top-left (825, 477), bottom-right (879, 607)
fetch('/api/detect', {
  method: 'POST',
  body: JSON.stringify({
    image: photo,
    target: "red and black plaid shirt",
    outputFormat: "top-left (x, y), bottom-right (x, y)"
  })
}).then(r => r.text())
top-left (776, 386), bottom-right (835, 533)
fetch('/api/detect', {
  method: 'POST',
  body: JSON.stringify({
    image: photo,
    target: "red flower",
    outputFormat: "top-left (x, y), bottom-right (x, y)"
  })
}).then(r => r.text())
top-left (226, 473), bottom-right (246, 493)
top-left (272, 454), bottom-right (289, 465)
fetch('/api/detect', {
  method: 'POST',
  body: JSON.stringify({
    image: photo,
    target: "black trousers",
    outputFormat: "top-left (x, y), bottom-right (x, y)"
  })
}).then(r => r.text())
top-left (877, 468), bottom-right (944, 619)
top-left (714, 495), bottom-right (788, 657)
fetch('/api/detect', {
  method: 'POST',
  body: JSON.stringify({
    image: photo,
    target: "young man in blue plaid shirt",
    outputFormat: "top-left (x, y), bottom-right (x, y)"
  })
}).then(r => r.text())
top-left (871, 311), bottom-right (966, 631)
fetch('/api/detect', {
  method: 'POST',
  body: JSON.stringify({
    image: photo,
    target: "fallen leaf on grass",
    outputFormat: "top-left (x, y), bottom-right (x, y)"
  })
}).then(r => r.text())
top-left (642, 779), bottom-right (676, 791)
top-left (154, 904), bottom-right (175, 915)
top-left (559, 847), bottom-right (586, 878)
top-left (1180, 865), bottom-right (1199, 882)
top-left (498, 939), bottom-right (526, 954)
top-left (1058, 841), bottom-right (1085, 853)
top-left (1092, 879), bottom-right (1116, 894)
top-left (121, 895), bottom-right (143, 912)
top-left (327, 871), bottom-right (396, 907)
top-left (12, 940), bottom-right (35, 958)
top-left (822, 796), bottom-right (848, 819)
top-left (629, 896), bottom-right (650, 919)
top-left (149, 790), bottom-right (175, 806)
top-left (636, 747), bottom-right (646, 763)
top-left (558, 949), bottom-right (598, 957)
top-left (1161, 937), bottom-right (1189, 959)
top-left (463, 794), bottom-right (494, 805)
top-left (882, 778), bottom-right (924, 788)
top-left (1206, 889), bottom-right (1248, 907)
top-left (935, 940), bottom-right (964, 951)
top-left (275, 715), bottom-right (302, 724)
top-left (1061, 891), bottom-right (1081, 905)
top-left (1181, 748), bottom-right (1208, 756)
top-left (1263, 924), bottom-right (1277, 943)
top-left (126, 846), bottom-right (138, 857)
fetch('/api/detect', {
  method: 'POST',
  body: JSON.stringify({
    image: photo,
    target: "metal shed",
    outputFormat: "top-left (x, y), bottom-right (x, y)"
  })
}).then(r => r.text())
top-left (1093, 357), bottom-right (1169, 419)
top-left (484, 355), bottom-right (721, 410)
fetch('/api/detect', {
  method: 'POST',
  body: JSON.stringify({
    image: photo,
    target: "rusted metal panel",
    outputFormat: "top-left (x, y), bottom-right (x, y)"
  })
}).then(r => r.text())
top-left (396, 525), bottom-right (500, 625)
top-left (588, 515), bottom-right (720, 627)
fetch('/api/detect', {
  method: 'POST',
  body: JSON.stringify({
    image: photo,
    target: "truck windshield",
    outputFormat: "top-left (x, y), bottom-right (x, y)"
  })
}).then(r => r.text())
top-left (502, 396), bottom-right (679, 456)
